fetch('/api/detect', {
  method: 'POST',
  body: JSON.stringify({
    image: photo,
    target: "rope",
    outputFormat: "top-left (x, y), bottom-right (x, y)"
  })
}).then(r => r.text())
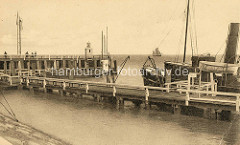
top-left (175, 13), bottom-right (186, 62)
top-left (0, 89), bottom-right (16, 118)
top-left (114, 56), bottom-right (130, 82)
top-left (215, 41), bottom-right (226, 59)
top-left (0, 102), bottom-right (14, 118)
top-left (156, 0), bottom-right (183, 48)
top-left (0, 87), bottom-right (18, 121)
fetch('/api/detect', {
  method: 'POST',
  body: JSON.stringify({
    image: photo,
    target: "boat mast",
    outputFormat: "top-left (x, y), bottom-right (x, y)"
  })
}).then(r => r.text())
top-left (106, 27), bottom-right (108, 55)
top-left (19, 18), bottom-right (22, 55)
top-left (16, 12), bottom-right (19, 55)
top-left (102, 31), bottom-right (104, 59)
top-left (16, 12), bottom-right (22, 55)
top-left (183, 0), bottom-right (190, 63)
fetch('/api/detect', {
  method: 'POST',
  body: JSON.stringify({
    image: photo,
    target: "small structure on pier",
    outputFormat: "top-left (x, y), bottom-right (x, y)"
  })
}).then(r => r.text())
top-left (85, 42), bottom-right (93, 59)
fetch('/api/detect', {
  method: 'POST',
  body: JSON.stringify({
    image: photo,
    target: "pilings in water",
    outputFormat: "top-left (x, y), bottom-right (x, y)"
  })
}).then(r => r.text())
top-left (5, 75), bottom-right (239, 121)
top-left (115, 96), bottom-right (124, 110)
top-left (17, 84), bottom-right (236, 121)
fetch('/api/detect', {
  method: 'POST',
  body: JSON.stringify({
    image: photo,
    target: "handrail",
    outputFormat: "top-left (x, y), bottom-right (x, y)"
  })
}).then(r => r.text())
top-left (164, 80), bottom-right (188, 85)
top-left (23, 76), bottom-right (168, 91)
top-left (177, 89), bottom-right (240, 97)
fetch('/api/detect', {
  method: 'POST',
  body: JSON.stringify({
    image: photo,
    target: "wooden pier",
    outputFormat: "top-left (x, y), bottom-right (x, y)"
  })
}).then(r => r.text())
top-left (1, 71), bottom-right (240, 120)
top-left (0, 54), bottom-right (116, 79)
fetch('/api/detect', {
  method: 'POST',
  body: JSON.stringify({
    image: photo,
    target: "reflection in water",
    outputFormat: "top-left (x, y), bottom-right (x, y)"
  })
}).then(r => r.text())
top-left (0, 89), bottom-right (239, 145)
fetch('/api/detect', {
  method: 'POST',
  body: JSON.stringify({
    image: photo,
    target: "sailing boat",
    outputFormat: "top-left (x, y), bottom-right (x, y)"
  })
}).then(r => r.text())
top-left (152, 48), bottom-right (161, 56)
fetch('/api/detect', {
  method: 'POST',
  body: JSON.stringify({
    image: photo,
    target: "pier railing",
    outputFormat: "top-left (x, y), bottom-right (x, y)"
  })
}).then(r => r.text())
top-left (0, 54), bottom-right (111, 60)
top-left (20, 76), bottom-right (169, 105)
top-left (1, 73), bottom-right (240, 112)
top-left (178, 88), bottom-right (240, 112)
top-left (0, 73), bottom-right (21, 86)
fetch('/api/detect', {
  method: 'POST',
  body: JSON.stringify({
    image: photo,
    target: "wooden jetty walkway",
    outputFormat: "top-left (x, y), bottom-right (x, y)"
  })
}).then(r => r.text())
top-left (1, 72), bottom-right (240, 120)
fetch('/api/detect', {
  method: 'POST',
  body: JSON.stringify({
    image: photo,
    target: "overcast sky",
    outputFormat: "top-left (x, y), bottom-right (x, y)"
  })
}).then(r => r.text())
top-left (0, 0), bottom-right (240, 55)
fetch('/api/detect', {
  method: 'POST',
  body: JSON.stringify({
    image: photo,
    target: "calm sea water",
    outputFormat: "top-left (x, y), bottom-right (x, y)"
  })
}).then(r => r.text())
top-left (1, 55), bottom-right (239, 145)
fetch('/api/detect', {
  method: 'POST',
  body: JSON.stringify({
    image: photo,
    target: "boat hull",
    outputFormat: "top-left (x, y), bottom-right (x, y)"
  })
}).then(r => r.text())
top-left (141, 68), bottom-right (164, 87)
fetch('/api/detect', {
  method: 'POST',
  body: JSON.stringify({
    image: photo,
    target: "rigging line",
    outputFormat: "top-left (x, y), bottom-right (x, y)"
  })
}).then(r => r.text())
top-left (225, 55), bottom-right (238, 63)
top-left (119, 57), bottom-right (129, 68)
top-left (189, 11), bottom-right (195, 56)
top-left (158, 1), bottom-right (181, 37)
top-left (156, 0), bottom-right (183, 47)
top-left (192, 0), bottom-right (198, 55)
top-left (158, 8), bottom-right (185, 49)
top-left (220, 53), bottom-right (225, 62)
top-left (215, 41), bottom-right (226, 58)
top-left (175, 12), bottom-right (186, 62)
top-left (114, 56), bottom-right (130, 82)
top-left (188, 2), bottom-right (197, 57)
top-left (189, 0), bottom-right (197, 56)
top-left (0, 87), bottom-right (16, 118)
top-left (0, 102), bottom-right (15, 119)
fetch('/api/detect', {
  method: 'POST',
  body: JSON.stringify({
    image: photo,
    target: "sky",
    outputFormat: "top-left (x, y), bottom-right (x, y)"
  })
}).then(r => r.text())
top-left (0, 0), bottom-right (240, 55)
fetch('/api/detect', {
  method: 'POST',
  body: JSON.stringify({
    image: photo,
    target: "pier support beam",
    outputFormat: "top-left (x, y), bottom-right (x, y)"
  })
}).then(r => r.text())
top-left (173, 105), bottom-right (181, 115)
top-left (18, 84), bottom-right (23, 90)
top-left (145, 88), bottom-right (150, 109)
top-left (94, 94), bottom-right (102, 102)
top-left (116, 97), bottom-right (124, 110)
top-left (27, 61), bottom-right (31, 76)
top-left (46, 88), bottom-right (53, 93)
top-left (132, 100), bottom-right (142, 107)
top-left (44, 60), bottom-right (48, 71)
top-left (4, 61), bottom-right (7, 74)
top-left (62, 60), bottom-right (66, 69)
top-left (29, 86), bottom-right (34, 93)
top-left (202, 108), bottom-right (220, 119)
top-left (18, 60), bottom-right (23, 76)
top-left (9, 61), bottom-right (15, 76)
top-left (59, 90), bottom-right (66, 96)
top-left (36, 61), bottom-right (42, 76)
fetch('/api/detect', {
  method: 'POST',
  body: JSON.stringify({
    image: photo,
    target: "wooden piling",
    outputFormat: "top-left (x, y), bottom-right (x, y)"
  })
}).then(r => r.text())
top-left (113, 86), bottom-right (116, 97)
top-left (145, 88), bottom-right (149, 109)
top-left (236, 96), bottom-right (239, 112)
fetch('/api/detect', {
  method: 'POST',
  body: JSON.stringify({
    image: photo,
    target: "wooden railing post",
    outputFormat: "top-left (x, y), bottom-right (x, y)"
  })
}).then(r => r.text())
top-left (9, 76), bottom-right (13, 86)
top-left (145, 88), bottom-right (149, 107)
top-left (113, 86), bottom-right (116, 97)
top-left (86, 83), bottom-right (89, 93)
top-left (185, 92), bottom-right (189, 106)
top-left (210, 73), bottom-right (216, 96)
top-left (43, 79), bottom-right (46, 89)
top-left (20, 77), bottom-right (23, 85)
top-left (214, 83), bottom-right (217, 92)
top-left (63, 81), bottom-right (66, 90)
top-left (167, 84), bottom-right (170, 93)
top-left (179, 84), bottom-right (182, 94)
top-left (185, 75), bottom-right (191, 106)
top-left (26, 77), bottom-right (29, 87)
top-left (206, 86), bottom-right (209, 95)
top-left (236, 96), bottom-right (239, 112)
